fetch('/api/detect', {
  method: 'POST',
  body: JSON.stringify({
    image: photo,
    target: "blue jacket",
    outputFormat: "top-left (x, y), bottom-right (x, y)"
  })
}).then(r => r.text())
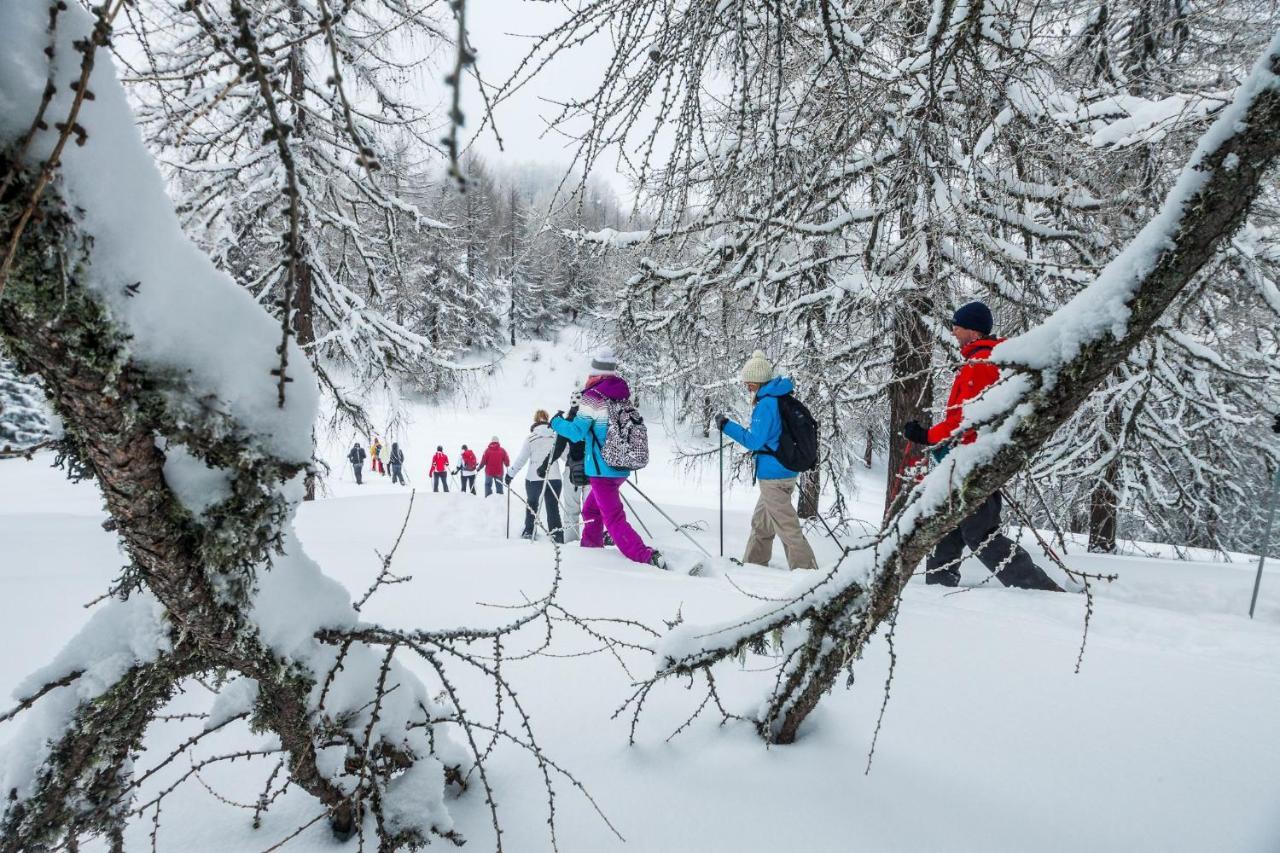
top-left (549, 411), bottom-right (628, 479)
top-left (723, 376), bottom-right (797, 480)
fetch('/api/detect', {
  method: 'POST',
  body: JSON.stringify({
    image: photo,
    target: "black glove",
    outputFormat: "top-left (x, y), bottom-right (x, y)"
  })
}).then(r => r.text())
top-left (504, 473), bottom-right (513, 485)
top-left (714, 413), bottom-right (729, 432)
top-left (902, 420), bottom-right (929, 445)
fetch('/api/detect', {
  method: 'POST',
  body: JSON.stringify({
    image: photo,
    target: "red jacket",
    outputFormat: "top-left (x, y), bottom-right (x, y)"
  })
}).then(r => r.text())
top-left (927, 338), bottom-right (1001, 447)
top-left (430, 452), bottom-right (449, 474)
top-left (478, 442), bottom-right (509, 476)
top-left (461, 448), bottom-right (478, 471)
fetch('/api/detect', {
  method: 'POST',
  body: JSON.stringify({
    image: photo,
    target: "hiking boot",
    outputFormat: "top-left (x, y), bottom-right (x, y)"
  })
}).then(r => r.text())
top-left (520, 531), bottom-right (532, 540)
top-left (648, 550), bottom-right (669, 570)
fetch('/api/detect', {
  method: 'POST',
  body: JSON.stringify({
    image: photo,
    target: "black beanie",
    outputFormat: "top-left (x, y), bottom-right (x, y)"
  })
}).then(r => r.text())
top-left (953, 301), bottom-right (993, 336)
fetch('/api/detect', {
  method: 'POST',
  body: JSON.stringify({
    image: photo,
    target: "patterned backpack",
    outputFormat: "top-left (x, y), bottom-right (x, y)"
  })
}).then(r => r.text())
top-left (600, 399), bottom-right (649, 471)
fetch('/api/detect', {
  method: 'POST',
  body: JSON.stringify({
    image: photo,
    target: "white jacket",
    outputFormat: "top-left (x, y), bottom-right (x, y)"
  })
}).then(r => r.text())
top-left (509, 423), bottom-right (561, 482)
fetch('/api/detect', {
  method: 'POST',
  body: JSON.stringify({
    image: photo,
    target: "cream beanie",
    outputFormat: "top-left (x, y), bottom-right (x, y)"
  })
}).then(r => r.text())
top-left (740, 350), bottom-right (774, 384)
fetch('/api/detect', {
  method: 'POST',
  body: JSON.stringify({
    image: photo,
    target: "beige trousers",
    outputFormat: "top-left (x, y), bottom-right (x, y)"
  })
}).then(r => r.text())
top-left (744, 478), bottom-right (818, 570)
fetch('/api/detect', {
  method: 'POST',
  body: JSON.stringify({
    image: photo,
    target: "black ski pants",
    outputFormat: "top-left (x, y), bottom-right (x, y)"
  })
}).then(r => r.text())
top-left (432, 472), bottom-right (449, 492)
top-left (460, 474), bottom-right (476, 494)
top-left (352, 463), bottom-right (363, 485)
top-left (925, 492), bottom-right (1060, 591)
top-left (390, 464), bottom-right (405, 485)
top-left (523, 479), bottom-right (564, 543)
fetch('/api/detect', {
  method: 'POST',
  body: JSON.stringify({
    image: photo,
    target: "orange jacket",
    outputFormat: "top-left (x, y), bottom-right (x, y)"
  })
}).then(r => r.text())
top-left (927, 338), bottom-right (1001, 447)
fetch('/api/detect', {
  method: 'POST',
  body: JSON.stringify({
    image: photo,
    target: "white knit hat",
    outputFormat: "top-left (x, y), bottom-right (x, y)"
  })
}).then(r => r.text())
top-left (590, 348), bottom-right (618, 376)
top-left (740, 350), bottom-right (773, 384)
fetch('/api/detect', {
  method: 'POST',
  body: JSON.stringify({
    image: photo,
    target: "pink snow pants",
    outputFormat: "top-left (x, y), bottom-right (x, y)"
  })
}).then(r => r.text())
top-left (580, 477), bottom-right (653, 564)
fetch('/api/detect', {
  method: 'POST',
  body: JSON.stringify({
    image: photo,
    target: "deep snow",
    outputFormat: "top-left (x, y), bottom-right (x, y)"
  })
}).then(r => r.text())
top-left (2, 333), bottom-right (1279, 852)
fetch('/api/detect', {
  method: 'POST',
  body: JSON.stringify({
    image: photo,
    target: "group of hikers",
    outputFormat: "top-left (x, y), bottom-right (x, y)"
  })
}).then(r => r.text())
top-left (343, 300), bottom-right (1064, 589)
top-left (348, 437), bottom-right (510, 495)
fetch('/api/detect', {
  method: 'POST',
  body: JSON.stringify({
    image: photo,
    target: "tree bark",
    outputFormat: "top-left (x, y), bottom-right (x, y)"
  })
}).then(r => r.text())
top-left (797, 468), bottom-right (819, 519)
top-left (885, 291), bottom-right (933, 517)
top-left (1088, 408), bottom-right (1122, 553)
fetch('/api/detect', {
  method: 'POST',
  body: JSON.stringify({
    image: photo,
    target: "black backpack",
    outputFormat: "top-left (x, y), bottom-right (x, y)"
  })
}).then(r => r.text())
top-left (757, 393), bottom-right (819, 473)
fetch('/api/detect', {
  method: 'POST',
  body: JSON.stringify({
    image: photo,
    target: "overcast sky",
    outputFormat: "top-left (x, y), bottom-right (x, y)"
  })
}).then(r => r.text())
top-left (456, 1), bottom-right (635, 200)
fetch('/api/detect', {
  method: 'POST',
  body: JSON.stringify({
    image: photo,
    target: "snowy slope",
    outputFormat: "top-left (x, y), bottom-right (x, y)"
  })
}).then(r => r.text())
top-left (1, 333), bottom-right (1278, 852)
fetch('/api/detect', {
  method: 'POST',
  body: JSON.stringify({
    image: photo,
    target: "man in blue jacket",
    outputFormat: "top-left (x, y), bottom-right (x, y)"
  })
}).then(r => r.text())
top-left (716, 351), bottom-right (818, 571)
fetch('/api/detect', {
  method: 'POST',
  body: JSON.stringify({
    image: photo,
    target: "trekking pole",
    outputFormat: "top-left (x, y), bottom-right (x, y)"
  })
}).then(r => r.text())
top-left (505, 474), bottom-right (511, 539)
top-left (531, 475), bottom-right (553, 542)
top-left (624, 481), bottom-right (715, 560)
top-left (719, 438), bottom-right (725, 558)
top-left (619, 490), bottom-right (655, 539)
top-left (1250, 453), bottom-right (1280, 618)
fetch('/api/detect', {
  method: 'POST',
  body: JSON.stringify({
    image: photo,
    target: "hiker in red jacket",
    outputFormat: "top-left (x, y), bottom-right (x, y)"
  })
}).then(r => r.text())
top-left (477, 437), bottom-right (510, 497)
top-left (454, 444), bottom-right (478, 494)
top-left (902, 301), bottom-right (1063, 592)
top-left (430, 446), bottom-right (450, 493)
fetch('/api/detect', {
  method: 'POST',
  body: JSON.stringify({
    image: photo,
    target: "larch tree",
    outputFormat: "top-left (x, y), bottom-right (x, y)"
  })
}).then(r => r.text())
top-left (0, 3), bottom-right (607, 849)
top-left (116, 0), bottom-right (479, 434)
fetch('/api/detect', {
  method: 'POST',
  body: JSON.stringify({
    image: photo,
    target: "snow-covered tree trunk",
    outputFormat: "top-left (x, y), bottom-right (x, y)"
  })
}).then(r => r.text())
top-left (1088, 408), bottom-right (1122, 553)
top-left (0, 5), bottom-right (488, 848)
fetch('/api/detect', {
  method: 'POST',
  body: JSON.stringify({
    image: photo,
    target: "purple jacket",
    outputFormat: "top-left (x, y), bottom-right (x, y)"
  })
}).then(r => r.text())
top-left (582, 375), bottom-right (630, 403)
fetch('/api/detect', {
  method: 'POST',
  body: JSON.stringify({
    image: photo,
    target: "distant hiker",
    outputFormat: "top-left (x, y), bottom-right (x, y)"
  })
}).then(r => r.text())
top-left (478, 437), bottom-right (510, 497)
top-left (551, 350), bottom-right (664, 568)
top-left (542, 385), bottom-right (586, 541)
top-left (389, 442), bottom-right (406, 485)
top-left (716, 350), bottom-right (818, 571)
top-left (430, 446), bottom-right (450, 492)
top-left (509, 409), bottom-right (564, 543)
top-left (347, 442), bottom-right (366, 485)
top-left (369, 436), bottom-right (384, 475)
top-left (456, 444), bottom-right (478, 494)
top-left (902, 301), bottom-right (1063, 591)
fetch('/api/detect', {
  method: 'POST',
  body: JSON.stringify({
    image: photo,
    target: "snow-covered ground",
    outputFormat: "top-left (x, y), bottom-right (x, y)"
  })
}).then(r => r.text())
top-left (2, 333), bottom-right (1279, 852)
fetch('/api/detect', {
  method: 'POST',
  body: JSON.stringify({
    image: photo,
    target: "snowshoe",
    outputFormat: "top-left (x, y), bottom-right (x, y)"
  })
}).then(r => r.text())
top-left (651, 548), bottom-right (707, 576)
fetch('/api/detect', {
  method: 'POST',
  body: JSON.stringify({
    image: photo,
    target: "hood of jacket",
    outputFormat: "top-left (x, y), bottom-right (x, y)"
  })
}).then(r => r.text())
top-left (583, 375), bottom-right (630, 402)
top-left (754, 375), bottom-right (794, 400)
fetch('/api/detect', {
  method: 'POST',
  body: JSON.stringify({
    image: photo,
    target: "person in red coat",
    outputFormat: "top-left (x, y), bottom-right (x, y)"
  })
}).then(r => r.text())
top-left (430, 446), bottom-right (450, 492)
top-left (477, 436), bottom-right (510, 497)
top-left (902, 301), bottom-right (1063, 591)
top-left (455, 444), bottom-right (479, 494)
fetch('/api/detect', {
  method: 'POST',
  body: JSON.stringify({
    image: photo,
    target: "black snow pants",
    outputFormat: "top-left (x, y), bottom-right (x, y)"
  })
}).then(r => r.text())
top-left (925, 492), bottom-right (1061, 591)
top-left (432, 472), bottom-right (449, 492)
top-left (352, 463), bottom-right (363, 485)
top-left (460, 474), bottom-right (476, 494)
top-left (390, 464), bottom-right (405, 485)
top-left (523, 479), bottom-right (564, 543)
